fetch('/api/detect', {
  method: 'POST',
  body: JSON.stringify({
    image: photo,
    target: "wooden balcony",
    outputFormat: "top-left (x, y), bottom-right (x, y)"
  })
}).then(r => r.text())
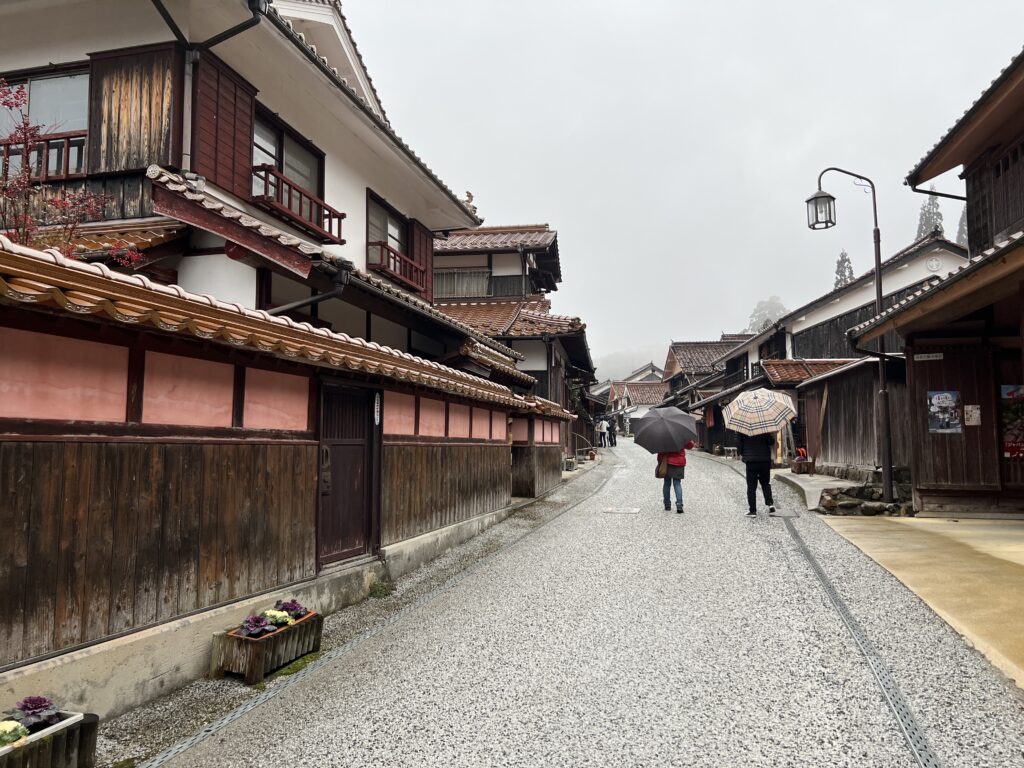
top-left (1, 131), bottom-right (87, 181)
top-left (368, 241), bottom-right (426, 293)
top-left (251, 164), bottom-right (346, 246)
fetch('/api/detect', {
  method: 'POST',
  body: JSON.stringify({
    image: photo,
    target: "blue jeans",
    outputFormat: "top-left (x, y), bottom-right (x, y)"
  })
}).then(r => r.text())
top-left (663, 477), bottom-right (683, 505)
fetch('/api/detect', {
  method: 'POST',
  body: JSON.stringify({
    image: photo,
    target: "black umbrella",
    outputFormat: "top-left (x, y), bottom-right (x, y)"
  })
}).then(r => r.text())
top-left (631, 406), bottom-right (698, 454)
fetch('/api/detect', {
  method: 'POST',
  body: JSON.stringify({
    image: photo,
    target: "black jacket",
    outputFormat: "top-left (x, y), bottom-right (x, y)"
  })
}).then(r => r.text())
top-left (737, 433), bottom-right (775, 463)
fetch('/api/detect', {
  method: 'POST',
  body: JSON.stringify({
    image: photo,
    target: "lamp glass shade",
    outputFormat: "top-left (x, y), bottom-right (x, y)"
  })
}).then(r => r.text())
top-left (806, 189), bottom-right (836, 230)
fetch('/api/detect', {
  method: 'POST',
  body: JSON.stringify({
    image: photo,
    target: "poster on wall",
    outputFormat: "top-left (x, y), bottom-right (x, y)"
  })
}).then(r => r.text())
top-left (927, 390), bottom-right (962, 434)
top-left (1000, 385), bottom-right (1024, 458)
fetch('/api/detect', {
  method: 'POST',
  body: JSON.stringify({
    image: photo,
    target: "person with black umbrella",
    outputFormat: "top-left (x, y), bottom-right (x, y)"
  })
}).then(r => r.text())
top-left (632, 406), bottom-right (699, 514)
top-left (657, 440), bottom-right (695, 513)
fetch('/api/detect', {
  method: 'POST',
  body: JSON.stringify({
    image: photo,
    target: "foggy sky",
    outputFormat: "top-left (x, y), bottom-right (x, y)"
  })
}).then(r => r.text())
top-left (344, 1), bottom-right (1024, 378)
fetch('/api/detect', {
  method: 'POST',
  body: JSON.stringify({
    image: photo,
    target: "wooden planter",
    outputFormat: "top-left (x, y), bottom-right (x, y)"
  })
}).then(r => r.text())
top-left (791, 460), bottom-right (816, 475)
top-left (211, 612), bottom-right (324, 685)
top-left (0, 712), bottom-right (99, 768)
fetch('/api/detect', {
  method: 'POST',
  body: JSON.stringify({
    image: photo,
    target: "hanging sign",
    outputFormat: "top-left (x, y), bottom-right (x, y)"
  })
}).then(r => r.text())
top-left (914, 352), bottom-right (944, 361)
top-left (374, 392), bottom-right (381, 426)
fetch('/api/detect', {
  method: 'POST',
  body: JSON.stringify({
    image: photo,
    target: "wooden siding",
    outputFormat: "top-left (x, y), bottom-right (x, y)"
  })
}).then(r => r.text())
top-left (24, 174), bottom-right (153, 223)
top-left (512, 445), bottom-right (562, 498)
top-left (88, 44), bottom-right (183, 174)
top-left (192, 54), bottom-right (256, 199)
top-left (380, 443), bottom-right (511, 545)
top-left (792, 291), bottom-right (919, 360)
top-left (906, 345), bottom-right (1000, 490)
top-left (809, 363), bottom-right (911, 469)
top-left (0, 441), bottom-right (316, 670)
top-left (409, 219), bottom-right (434, 302)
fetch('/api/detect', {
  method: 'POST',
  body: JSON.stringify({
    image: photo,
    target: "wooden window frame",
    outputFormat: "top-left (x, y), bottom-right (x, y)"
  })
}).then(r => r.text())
top-left (0, 65), bottom-right (90, 182)
top-left (366, 189), bottom-right (409, 255)
top-left (253, 105), bottom-right (325, 199)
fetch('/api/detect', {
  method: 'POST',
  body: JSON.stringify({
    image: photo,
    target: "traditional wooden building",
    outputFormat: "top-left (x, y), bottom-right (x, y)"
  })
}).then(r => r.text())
top-left (849, 45), bottom-right (1024, 516)
top-left (689, 232), bottom-right (967, 468)
top-left (0, 0), bottom-right (573, 716)
top-left (605, 380), bottom-right (669, 434)
top-left (433, 224), bottom-right (596, 473)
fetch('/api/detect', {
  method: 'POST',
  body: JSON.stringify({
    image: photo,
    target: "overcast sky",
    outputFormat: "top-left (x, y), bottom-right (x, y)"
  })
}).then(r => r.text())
top-left (344, 1), bottom-right (1024, 378)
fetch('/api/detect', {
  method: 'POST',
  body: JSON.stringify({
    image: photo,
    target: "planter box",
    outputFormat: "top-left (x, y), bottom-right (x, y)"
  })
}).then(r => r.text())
top-left (791, 461), bottom-right (816, 475)
top-left (211, 612), bottom-right (324, 685)
top-left (0, 712), bottom-right (99, 768)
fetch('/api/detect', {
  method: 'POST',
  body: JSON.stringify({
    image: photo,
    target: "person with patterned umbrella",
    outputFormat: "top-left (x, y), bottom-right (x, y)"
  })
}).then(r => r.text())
top-left (722, 389), bottom-right (797, 517)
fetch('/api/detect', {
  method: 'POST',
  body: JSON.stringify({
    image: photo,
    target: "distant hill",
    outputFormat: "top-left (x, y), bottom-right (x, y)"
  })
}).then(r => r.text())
top-left (592, 342), bottom-right (669, 381)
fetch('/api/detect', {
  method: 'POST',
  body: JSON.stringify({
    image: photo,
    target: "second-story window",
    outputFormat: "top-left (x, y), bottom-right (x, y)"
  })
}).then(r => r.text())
top-left (248, 108), bottom-right (345, 245)
top-left (367, 197), bottom-right (406, 256)
top-left (0, 71), bottom-right (89, 180)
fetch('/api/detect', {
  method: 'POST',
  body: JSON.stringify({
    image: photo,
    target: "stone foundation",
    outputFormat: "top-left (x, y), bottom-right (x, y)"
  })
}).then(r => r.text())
top-left (818, 483), bottom-right (915, 517)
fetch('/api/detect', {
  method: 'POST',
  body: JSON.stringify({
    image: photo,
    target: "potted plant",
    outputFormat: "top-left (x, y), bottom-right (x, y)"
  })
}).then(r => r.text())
top-left (210, 598), bottom-right (324, 685)
top-left (791, 448), bottom-right (815, 475)
top-left (0, 696), bottom-right (99, 768)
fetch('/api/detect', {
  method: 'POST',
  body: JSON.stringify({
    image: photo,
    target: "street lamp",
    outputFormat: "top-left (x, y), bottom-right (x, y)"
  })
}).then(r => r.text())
top-left (807, 167), bottom-right (894, 503)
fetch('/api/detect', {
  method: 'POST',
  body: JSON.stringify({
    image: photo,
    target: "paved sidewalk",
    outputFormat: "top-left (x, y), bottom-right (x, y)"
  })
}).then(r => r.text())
top-left (825, 515), bottom-right (1024, 688)
top-left (153, 442), bottom-right (1024, 768)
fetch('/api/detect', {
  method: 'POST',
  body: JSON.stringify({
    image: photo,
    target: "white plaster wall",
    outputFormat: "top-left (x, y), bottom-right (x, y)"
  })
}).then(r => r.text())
top-left (513, 339), bottom-right (549, 371)
top-left (319, 299), bottom-right (366, 338)
top-left (370, 314), bottom-right (407, 352)
top-left (492, 253), bottom-right (523, 277)
top-left (791, 247), bottom-right (967, 333)
top-left (175, 255), bottom-right (258, 309)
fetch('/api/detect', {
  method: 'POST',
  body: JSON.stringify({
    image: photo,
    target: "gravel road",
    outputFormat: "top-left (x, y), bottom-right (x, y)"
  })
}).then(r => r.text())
top-left (152, 440), bottom-right (1024, 768)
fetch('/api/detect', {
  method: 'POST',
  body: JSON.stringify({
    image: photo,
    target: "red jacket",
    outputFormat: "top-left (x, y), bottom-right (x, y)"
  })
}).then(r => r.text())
top-left (658, 441), bottom-right (696, 467)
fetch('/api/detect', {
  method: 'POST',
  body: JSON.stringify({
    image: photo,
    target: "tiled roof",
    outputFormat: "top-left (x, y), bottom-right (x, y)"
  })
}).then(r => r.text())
top-left (623, 381), bottom-right (669, 405)
top-left (509, 307), bottom-right (584, 336)
top-left (759, 359), bottom-right (858, 386)
top-left (262, 4), bottom-right (481, 224)
top-left (434, 296), bottom-right (584, 338)
top-left (457, 340), bottom-right (536, 387)
top-left (433, 300), bottom-right (529, 336)
top-left (849, 230), bottom-right (1024, 342)
top-left (668, 340), bottom-right (739, 374)
top-left (69, 218), bottom-right (185, 255)
top-left (434, 225), bottom-right (556, 253)
top-left (145, 166), bottom-right (520, 361)
top-left (907, 44), bottom-right (1024, 185)
top-left (0, 235), bottom-right (535, 409)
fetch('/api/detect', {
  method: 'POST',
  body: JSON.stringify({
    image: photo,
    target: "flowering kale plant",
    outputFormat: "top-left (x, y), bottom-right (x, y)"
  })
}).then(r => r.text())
top-left (0, 720), bottom-right (29, 746)
top-left (273, 598), bottom-right (308, 620)
top-left (237, 614), bottom-right (278, 638)
top-left (6, 696), bottom-right (60, 732)
top-left (260, 609), bottom-right (294, 627)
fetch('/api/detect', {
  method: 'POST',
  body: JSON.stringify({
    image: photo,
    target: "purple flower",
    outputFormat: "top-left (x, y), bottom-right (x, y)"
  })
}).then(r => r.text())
top-left (237, 614), bottom-right (277, 638)
top-left (274, 599), bottom-right (308, 619)
top-left (7, 696), bottom-right (60, 731)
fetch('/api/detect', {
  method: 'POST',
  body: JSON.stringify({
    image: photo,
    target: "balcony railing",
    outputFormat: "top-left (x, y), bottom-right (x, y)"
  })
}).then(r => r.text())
top-left (251, 164), bottom-right (346, 246)
top-left (1, 131), bottom-right (87, 181)
top-left (368, 241), bottom-right (426, 292)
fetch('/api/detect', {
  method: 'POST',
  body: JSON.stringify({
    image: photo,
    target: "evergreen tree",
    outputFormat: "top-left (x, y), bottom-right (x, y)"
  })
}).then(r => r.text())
top-left (916, 184), bottom-right (944, 238)
top-left (834, 249), bottom-right (854, 289)
top-left (956, 206), bottom-right (968, 247)
top-left (746, 296), bottom-right (788, 333)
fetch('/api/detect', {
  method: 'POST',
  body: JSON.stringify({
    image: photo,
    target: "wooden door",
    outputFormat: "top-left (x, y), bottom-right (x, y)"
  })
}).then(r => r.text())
top-left (318, 386), bottom-right (373, 564)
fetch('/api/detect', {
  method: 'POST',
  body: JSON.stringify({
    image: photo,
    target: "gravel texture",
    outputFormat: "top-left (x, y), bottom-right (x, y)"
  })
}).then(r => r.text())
top-left (110, 441), bottom-right (1024, 767)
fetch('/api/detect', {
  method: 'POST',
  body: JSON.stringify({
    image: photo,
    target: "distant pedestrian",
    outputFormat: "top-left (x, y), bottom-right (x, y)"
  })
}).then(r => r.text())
top-left (737, 432), bottom-right (776, 517)
top-left (596, 417), bottom-right (608, 447)
top-left (607, 419), bottom-right (618, 447)
top-left (657, 440), bottom-right (695, 513)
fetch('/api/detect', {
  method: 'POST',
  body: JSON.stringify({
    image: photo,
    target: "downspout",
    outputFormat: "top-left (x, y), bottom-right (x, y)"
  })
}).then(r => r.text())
top-left (149, 0), bottom-right (269, 170)
top-left (906, 182), bottom-right (966, 202)
top-left (268, 262), bottom-right (352, 316)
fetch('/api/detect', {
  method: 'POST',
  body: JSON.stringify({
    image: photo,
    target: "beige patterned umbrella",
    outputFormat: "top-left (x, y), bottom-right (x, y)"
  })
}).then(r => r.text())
top-left (722, 388), bottom-right (796, 436)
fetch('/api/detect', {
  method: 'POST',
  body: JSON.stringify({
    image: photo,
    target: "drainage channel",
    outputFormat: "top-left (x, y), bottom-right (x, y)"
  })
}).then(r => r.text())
top-left (140, 471), bottom-right (615, 768)
top-left (705, 454), bottom-right (942, 768)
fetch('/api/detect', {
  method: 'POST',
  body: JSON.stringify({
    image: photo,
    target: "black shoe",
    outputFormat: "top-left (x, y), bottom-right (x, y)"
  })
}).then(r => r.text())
top-left (676, 504), bottom-right (684, 514)
top-left (745, 510), bottom-right (757, 517)
top-left (664, 502), bottom-right (671, 511)
top-left (768, 505), bottom-right (777, 516)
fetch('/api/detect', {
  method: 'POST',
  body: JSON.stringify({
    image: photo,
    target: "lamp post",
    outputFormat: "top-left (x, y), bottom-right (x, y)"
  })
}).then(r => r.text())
top-left (806, 167), bottom-right (894, 503)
